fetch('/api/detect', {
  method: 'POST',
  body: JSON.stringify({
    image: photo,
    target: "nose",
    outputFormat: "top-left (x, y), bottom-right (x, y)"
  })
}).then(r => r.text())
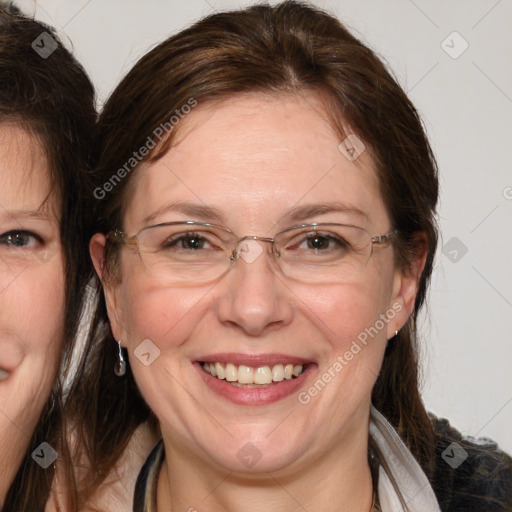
top-left (216, 239), bottom-right (293, 336)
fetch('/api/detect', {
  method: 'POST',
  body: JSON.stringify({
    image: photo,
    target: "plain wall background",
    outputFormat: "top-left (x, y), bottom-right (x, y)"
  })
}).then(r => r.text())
top-left (19, 0), bottom-right (512, 452)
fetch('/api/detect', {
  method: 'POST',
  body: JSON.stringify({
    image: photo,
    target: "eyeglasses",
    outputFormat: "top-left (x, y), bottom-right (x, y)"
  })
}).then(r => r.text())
top-left (107, 221), bottom-right (397, 284)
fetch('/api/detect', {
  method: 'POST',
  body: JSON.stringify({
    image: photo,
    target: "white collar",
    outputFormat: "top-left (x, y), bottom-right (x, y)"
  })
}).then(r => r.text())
top-left (370, 405), bottom-right (441, 512)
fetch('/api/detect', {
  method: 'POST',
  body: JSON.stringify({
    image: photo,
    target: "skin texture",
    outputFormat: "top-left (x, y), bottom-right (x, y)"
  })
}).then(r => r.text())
top-left (0, 124), bottom-right (64, 505)
top-left (91, 93), bottom-right (424, 512)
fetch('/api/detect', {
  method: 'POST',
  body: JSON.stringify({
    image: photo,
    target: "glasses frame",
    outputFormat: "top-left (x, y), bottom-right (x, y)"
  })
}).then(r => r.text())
top-left (107, 221), bottom-right (398, 282)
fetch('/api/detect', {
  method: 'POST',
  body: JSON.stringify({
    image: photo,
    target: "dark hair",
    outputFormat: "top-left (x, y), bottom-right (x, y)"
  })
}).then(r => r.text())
top-left (68, 0), bottom-right (438, 506)
top-left (0, 2), bottom-right (96, 510)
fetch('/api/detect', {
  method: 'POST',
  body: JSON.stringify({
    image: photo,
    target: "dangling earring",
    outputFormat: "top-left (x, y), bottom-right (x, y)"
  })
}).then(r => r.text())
top-left (114, 340), bottom-right (126, 376)
top-left (395, 330), bottom-right (399, 338)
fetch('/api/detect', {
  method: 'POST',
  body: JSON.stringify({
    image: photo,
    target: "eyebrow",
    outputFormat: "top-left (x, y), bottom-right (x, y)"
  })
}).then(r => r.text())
top-left (143, 200), bottom-right (368, 227)
top-left (285, 202), bottom-right (369, 223)
top-left (142, 201), bottom-right (225, 226)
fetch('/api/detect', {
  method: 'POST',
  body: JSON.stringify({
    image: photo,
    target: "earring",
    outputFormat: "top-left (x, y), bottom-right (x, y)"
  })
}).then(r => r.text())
top-left (387, 330), bottom-right (399, 346)
top-left (114, 340), bottom-right (126, 377)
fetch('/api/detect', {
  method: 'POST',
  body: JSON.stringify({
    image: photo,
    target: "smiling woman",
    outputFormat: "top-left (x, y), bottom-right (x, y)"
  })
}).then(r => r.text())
top-left (68, 1), bottom-right (511, 511)
top-left (0, 3), bottom-right (95, 510)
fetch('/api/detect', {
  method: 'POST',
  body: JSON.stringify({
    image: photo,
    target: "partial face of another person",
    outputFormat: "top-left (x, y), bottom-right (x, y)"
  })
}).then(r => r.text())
top-left (0, 124), bottom-right (64, 494)
top-left (96, 93), bottom-right (419, 476)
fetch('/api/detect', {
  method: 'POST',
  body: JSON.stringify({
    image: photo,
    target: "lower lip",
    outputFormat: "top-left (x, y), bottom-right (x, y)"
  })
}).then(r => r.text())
top-left (195, 363), bottom-right (316, 406)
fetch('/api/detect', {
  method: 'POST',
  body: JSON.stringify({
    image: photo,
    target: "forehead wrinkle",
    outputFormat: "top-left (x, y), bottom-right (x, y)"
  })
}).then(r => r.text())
top-left (0, 208), bottom-right (52, 222)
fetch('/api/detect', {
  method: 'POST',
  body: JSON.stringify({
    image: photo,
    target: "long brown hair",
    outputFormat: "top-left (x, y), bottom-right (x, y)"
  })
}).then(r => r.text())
top-left (0, 2), bottom-right (96, 510)
top-left (68, 0), bottom-right (438, 506)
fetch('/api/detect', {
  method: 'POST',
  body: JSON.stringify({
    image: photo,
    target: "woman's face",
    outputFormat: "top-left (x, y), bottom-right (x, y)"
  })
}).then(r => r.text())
top-left (95, 93), bottom-right (419, 475)
top-left (0, 125), bottom-right (64, 494)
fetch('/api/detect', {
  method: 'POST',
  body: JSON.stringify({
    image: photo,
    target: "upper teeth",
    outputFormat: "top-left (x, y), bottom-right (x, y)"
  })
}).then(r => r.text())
top-left (0, 368), bottom-right (10, 381)
top-left (203, 362), bottom-right (304, 385)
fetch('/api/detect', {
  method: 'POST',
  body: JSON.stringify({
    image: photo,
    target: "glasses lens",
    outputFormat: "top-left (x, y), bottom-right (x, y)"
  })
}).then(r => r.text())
top-left (275, 224), bottom-right (372, 282)
top-left (131, 223), bottom-right (375, 284)
top-left (137, 223), bottom-right (233, 283)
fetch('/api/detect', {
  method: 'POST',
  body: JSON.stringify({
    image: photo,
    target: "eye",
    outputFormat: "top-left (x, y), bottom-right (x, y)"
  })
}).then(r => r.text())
top-left (178, 234), bottom-right (208, 250)
top-left (163, 231), bottom-right (218, 251)
top-left (304, 234), bottom-right (331, 250)
top-left (0, 230), bottom-right (42, 249)
top-left (298, 232), bottom-right (349, 251)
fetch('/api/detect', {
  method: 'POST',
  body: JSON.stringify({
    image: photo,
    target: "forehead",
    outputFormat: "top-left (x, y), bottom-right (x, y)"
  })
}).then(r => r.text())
top-left (0, 124), bottom-right (54, 209)
top-left (125, 93), bottom-right (389, 232)
top-left (0, 123), bottom-right (62, 228)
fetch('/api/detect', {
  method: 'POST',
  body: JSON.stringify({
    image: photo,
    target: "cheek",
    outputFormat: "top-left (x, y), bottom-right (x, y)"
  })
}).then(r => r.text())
top-left (119, 274), bottom-right (212, 350)
top-left (117, 276), bottom-right (214, 422)
top-left (0, 256), bottom-right (65, 481)
top-left (290, 264), bottom-right (396, 400)
top-left (0, 255), bottom-right (65, 428)
top-left (296, 277), bottom-right (392, 347)
top-left (28, 272), bottom-right (65, 370)
top-left (0, 258), bottom-right (65, 357)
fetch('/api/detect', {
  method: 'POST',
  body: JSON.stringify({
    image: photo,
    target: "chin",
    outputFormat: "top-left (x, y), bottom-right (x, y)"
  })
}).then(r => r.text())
top-left (198, 432), bottom-right (305, 476)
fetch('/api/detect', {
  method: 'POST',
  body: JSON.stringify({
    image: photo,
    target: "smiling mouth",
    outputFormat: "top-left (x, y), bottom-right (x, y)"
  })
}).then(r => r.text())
top-left (201, 361), bottom-right (306, 387)
top-left (0, 368), bottom-right (10, 382)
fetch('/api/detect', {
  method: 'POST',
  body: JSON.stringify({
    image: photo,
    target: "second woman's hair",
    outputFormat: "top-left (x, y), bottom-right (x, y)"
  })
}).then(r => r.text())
top-left (0, 3), bottom-right (96, 509)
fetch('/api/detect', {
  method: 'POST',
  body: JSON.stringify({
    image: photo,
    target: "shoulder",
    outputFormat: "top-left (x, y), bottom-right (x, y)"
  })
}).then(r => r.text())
top-left (429, 413), bottom-right (512, 511)
top-left (49, 421), bottom-right (160, 512)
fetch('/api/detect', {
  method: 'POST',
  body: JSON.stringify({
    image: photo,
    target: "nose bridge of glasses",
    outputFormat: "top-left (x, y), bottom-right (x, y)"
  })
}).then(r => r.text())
top-left (232, 235), bottom-right (275, 263)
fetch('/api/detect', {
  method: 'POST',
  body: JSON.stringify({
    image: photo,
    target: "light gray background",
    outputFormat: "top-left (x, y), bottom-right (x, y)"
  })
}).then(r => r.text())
top-left (20, 0), bottom-right (512, 452)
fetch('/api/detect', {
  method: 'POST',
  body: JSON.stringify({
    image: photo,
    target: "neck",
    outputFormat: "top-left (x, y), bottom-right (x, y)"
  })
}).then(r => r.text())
top-left (157, 423), bottom-right (374, 512)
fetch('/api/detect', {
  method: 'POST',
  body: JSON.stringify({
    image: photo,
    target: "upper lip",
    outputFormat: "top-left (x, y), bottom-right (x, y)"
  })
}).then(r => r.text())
top-left (196, 353), bottom-right (313, 367)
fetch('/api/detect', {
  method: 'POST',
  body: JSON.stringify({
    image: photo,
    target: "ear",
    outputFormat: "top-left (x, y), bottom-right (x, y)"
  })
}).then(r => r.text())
top-left (90, 233), bottom-right (125, 342)
top-left (386, 234), bottom-right (428, 339)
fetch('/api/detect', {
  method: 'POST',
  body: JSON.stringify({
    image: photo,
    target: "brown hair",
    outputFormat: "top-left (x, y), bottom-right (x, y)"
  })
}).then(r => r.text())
top-left (68, 0), bottom-right (438, 506)
top-left (0, 2), bottom-right (96, 510)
